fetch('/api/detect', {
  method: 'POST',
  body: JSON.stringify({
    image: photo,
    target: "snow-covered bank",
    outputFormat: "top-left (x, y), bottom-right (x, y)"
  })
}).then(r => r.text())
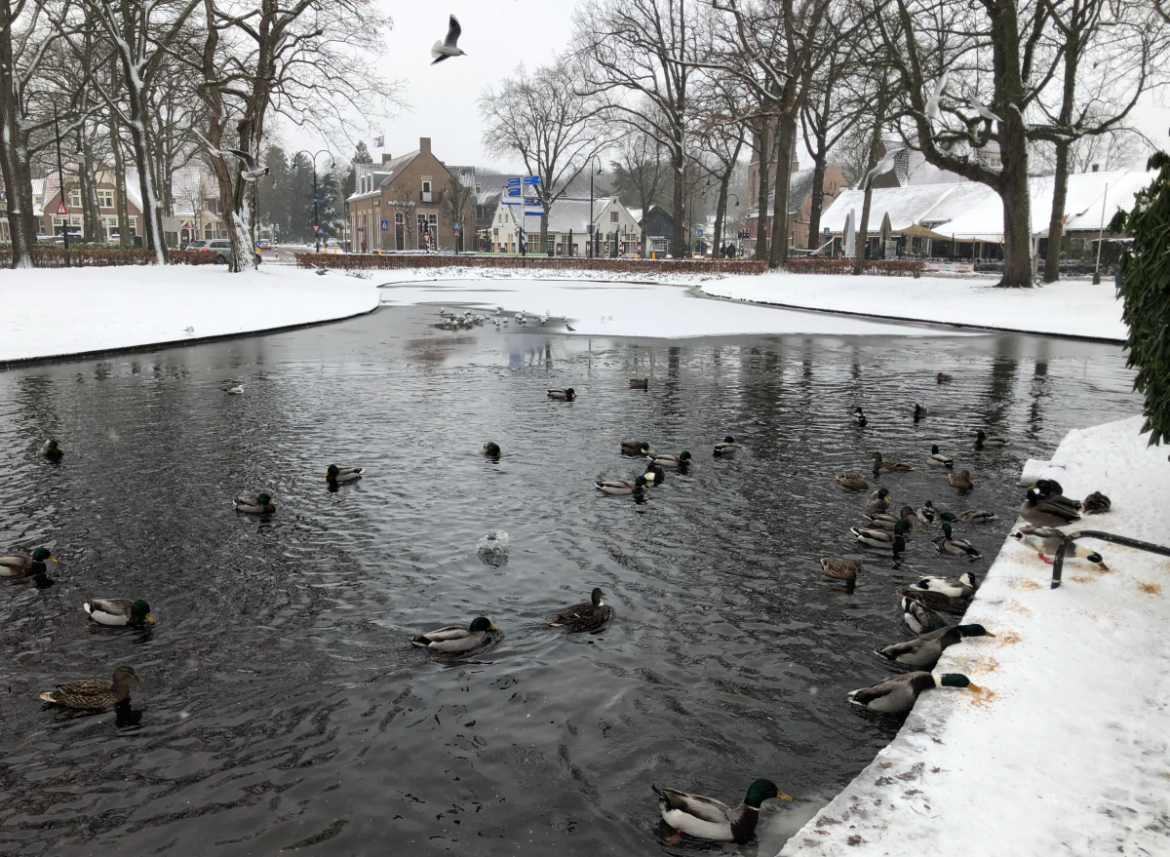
top-left (779, 415), bottom-right (1170, 857)
top-left (703, 271), bottom-right (1127, 342)
top-left (0, 266), bottom-right (380, 364)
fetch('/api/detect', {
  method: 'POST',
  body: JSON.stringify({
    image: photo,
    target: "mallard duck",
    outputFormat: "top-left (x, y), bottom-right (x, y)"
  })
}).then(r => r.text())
top-left (653, 779), bottom-right (792, 845)
top-left (937, 372), bottom-right (954, 383)
top-left (871, 451), bottom-right (915, 472)
top-left (549, 587), bottom-right (612, 631)
top-left (1020, 484), bottom-right (1080, 527)
top-left (948, 470), bottom-right (974, 490)
top-left (621, 439), bottom-right (652, 456)
top-left (41, 439), bottom-right (64, 460)
top-left (820, 557), bottom-right (861, 581)
top-left (875, 624), bottom-right (993, 669)
top-left (1, 547), bottom-right (57, 577)
top-left (650, 451), bottom-right (692, 468)
top-left (932, 523), bottom-right (982, 559)
top-left (852, 406), bottom-right (868, 427)
top-left (910, 570), bottom-right (978, 600)
top-left (901, 594), bottom-right (949, 634)
top-left (836, 472), bottom-right (869, 490)
top-left (862, 505), bottom-right (917, 530)
top-left (595, 476), bottom-right (647, 495)
top-left (548, 387), bottom-right (576, 401)
top-left (913, 404), bottom-right (928, 421)
top-left (629, 378), bottom-right (648, 390)
top-left (84, 598), bottom-right (155, 628)
top-left (1082, 491), bottom-right (1111, 514)
top-left (481, 442), bottom-right (501, 458)
top-left (848, 671), bottom-right (978, 713)
top-left (1011, 525), bottom-right (1106, 566)
top-left (40, 665), bottom-right (142, 709)
top-left (974, 430), bottom-right (1008, 449)
top-left (851, 518), bottom-right (910, 552)
top-left (915, 501), bottom-right (938, 524)
top-left (643, 463), bottom-right (666, 487)
top-left (955, 509), bottom-right (995, 523)
top-left (898, 584), bottom-right (973, 617)
top-left (412, 617), bottom-right (498, 654)
top-left (714, 436), bottom-right (740, 456)
top-left (928, 445), bottom-right (953, 469)
top-left (868, 487), bottom-right (893, 510)
top-left (234, 493), bottom-right (275, 514)
top-left (326, 464), bottom-right (364, 483)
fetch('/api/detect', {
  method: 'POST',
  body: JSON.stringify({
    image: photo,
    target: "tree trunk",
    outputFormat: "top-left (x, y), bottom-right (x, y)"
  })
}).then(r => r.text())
top-left (752, 124), bottom-right (771, 260)
top-left (1043, 142), bottom-right (1070, 283)
top-left (997, 107), bottom-right (1033, 287)
top-left (79, 132), bottom-right (102, 242)
top-left (806, 151), bottom-right (826, 251)
top-left (0, 0), bottom-right (36, 267)
top-left (713, 179), bottom-right (728, 252)
top-left (768, 113), bottom-right (797, 268)
top-left (671, 144), bottom-right (685, 258)
top-left (854, 109), bottom-right (885, 276)
top-left (110, 113), bottom-right (131, 248)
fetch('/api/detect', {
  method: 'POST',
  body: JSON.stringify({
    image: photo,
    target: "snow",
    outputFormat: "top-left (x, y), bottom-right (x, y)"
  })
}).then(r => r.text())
top-left (778, 414), bottom-right (1170, 857)
top-left (0, 266), bottom-right (379, 364)
top-left (701, 271), bottom-right (1127, 341)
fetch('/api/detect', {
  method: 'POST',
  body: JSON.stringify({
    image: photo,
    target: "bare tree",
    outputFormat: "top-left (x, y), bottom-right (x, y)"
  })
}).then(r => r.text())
top-left (609, 125), bottom-right (669, 257)
top-left (691, 69), bottom-right (746, 252)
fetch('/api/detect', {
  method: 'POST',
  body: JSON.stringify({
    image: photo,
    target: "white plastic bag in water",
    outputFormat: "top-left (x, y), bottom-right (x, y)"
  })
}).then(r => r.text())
top-left (476, 531), bottom-right (510, 554)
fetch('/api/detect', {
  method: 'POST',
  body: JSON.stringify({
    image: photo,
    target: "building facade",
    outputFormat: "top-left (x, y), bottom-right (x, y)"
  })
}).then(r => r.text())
top-left (488, 196), bottom-right (641, 257)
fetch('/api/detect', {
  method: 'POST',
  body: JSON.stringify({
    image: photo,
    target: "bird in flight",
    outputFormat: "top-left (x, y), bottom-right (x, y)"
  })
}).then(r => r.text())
top-left (226, 149), bottom-right (269, 182)
top-left (967, 97), bottom-right (1002, 124)
top-left (432, 15), bottom-right (466, 64)
top-left (862, 148), bottom-right (901, 191)
top-left (925, 70), bottom-right (949, 121)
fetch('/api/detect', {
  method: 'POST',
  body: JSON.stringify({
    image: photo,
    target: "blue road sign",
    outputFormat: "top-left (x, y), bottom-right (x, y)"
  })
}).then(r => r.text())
top-left (696, 228), bottom-right (704, 237)
top-left (522, 176), bottom-right (540, 185)
top-left (507, 178), bottom-right (521, 187)
top-left (507, 188), bottom-right (521, 196)
top-left (381, 219), bottom-right (388, 230)
top-left (525, 209), bottom-right (545, 217)
top-left (502, 201), bottom-right (522, 206)
top-left (823, 226), bottom-right (831, 237)
top-left (453, 222), bottom-right (461, 230)
top-left (524, 196), bottom-right (539, 205)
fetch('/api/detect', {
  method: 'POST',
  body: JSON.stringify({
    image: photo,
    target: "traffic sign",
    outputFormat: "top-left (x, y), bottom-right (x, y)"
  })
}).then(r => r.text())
top-left (823, 226), bottom-right (831, 237)
top-left (507, 188), bottom-right (521, 197)
top-left (507, 178), bottom-right (521, 187)
top-left (696, 228), bottom-right (704, 237)
top-left (522, 176), bottom-right (540, 185)
top-left (381, 219), bottom-right (389, 230)
top-left (56, 200), bottom-right (69, 216)
top-left (501, 201), bottom-right (521, 206)
top-left (525, 209), bottom-right (545, 217)
top-left (453, 222), bottom-right (461, 230)
top-left (524, 196), bottom-right (540, 206)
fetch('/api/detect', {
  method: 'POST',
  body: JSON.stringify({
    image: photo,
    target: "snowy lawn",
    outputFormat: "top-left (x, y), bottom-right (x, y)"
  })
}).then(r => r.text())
top-left (377, 276), bottom-right (962, 339)
top-left (779, 415), bottom-right (1170, 856)
top-left (703, 271), bottom-right (1127, 341)
top-left (0, 266), bottom-right (379, 363)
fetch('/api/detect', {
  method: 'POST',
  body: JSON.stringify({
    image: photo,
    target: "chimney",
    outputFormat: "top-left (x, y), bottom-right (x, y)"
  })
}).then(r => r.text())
top-left (382, 153), bottom-right (393, 164)
top-left (420, 137), bottom-right (432, 156)
top-left (1091, 163), bottom-right (1099, 173)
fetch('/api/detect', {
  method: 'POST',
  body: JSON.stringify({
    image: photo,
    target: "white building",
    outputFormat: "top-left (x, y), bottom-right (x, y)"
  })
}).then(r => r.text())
top-left (488, 195), bottom-right (641, 257)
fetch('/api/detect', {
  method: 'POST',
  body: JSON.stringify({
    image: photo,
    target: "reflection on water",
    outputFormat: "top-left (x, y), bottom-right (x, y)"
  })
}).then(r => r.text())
top-left (0, 302), bottom-right (1138, 855)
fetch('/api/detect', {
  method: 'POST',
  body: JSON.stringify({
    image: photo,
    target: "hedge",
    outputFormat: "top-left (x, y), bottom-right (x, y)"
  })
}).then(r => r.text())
top-left (783, 257), bottom-right (926, 277)
top-left (0, 248), bottom-right (221, 267)
top-left (293, 252), bottom-right (769, 275)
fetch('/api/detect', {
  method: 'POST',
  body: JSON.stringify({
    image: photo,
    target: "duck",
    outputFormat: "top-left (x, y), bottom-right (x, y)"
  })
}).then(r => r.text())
top-left (915, 501), bottom-right (938, 524)
top-left (39, 665), bottom-right (142, 709)
top-left (851, 519), bottom-right (911, 552)
top-left (875, 624), bottom-right (994, 669)
top-left (713, 436), bottom-right (740, 456)
top-left (974, 430), bottom-right (1008, 449)
top-left (84, 599), bottom-right (155, 628)
top-left (1082, 491), bottom-right (1111, 514)
top-left (41, 439), bottom-right (64, 460)
top-left (910, 570), bottom-right (979, 601)
top-left (1, 547), bottom-right (57, 577)
top-left (643, 463), bottom-right (666, 487)
top-left (820, 557), bottom-right (861, 581)
top-left (595, 476), bottom-right (647, 496)
top-left (653, 779), bottom-right (792, 845)
top-left (852, 406), bottom-right (868, 427)
top-left (549, 587), bottom-right (612, 632)
top-left (234, 493), bottom-right (275, 514)
top-left (871, 451), bottom-right (915, 472)
top-left (868, 487), bottom-right (893, 510)
top-left (1011, 525), bottom-right (1106, 567)
top-left (481, 442), bottom-right (502, 458)
top-left (932, 524), bottom-right (982, 559)
top-left (862, 505), bottom-right (918, 531)
top-left (937, 372), bottom-right (954, 383)
top-left (649, 451), bottom-right (692, 468)
top-left (948, 470), bottom-right (974, 490)
top-left (928, 445), bottom-right (953, 469)
top-left (949, 509), bottom-right (996, 523)
top-left (326, 464), bottom-right (364, 483)
top-left (1020, 484), bottom-right (1080, 528)
top-left (898, 583), bottom-right (974, 617)
top-left (411, 617), bottom-right (498, 654)
top-left (621, 439), bottom-right (652, 456)
top-left (628, 378), bottom-right (648, 390)
top-left (901, 594), bottom-right (950, 634)
top-left (836, 472), bottom-right (869, 490)
top-left (847, 671), bottom-right (978, 713)
top-left (913, 404), bottom-right (928, 421)
top-left (548, 387), bottom-right (576, 401)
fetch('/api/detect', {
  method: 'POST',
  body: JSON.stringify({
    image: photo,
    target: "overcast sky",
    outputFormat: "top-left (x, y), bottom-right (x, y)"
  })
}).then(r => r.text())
top-left (272, 1), bottom-right (1167, 174)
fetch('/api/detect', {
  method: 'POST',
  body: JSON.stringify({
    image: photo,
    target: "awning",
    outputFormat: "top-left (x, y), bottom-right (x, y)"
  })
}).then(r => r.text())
top-left (900, 223), bottom-right (952, 241)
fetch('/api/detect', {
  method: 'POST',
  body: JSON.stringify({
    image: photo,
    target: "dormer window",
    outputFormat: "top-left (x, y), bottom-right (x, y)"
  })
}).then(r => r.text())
top-left (421, 180), bottom-right (432, 203)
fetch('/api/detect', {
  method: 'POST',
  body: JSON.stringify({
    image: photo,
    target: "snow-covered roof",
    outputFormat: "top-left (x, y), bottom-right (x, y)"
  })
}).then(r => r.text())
top-left (493, 196), bottom-right (637, 235)
top-left (348, 151), bottom-right (421, 202)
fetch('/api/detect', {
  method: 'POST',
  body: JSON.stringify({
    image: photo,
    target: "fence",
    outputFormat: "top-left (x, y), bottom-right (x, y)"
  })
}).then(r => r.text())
top-left (0, 248), bottom-right (222, 267)
top-left (293, 253), bottom-right (769, 275)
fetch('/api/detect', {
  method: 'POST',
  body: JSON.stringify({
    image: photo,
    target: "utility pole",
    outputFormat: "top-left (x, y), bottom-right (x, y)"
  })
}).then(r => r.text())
top-left (53, 106), bottom-right (70, 251)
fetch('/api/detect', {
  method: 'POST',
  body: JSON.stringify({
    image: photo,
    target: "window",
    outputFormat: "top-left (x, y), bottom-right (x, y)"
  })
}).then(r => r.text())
top-left (428, 214), bottom-right (437, 225)
top-left (97, 189), bottom-right (114, 208)
top-left (421, 179), bottom-right (432, 203)
top-left (68, 190), bottom-right (81, 207)
top-left (610, 211), bottom-right (619, 223)
top-left (70, 215), bottom-right (82, 226)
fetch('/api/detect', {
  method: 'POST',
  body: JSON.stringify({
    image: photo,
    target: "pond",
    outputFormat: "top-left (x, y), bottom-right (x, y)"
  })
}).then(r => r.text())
top-left (0, 284), bottom-right (1139, 856)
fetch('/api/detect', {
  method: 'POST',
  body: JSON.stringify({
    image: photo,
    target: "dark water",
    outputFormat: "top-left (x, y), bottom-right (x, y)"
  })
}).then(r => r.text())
top-left (0, 297), bottom-right (1138, 856)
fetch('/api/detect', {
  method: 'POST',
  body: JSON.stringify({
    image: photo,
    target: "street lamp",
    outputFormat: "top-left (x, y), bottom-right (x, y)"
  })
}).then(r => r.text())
top-left (294, 149), bottom-right (336, 253)
top-left (722, 193), bottom-right (739, 258)
top-left (52, 106), bottom-right (71, 251)
top-left (588, 155), bottom-right (602, 258)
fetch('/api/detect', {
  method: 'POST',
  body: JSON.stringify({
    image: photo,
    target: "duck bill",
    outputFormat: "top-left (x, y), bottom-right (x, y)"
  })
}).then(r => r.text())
top-left (982, 632), bottom-right (997, 637)
top-left (48, 557), bottom-right (59, 563)
top-left (134, 674), bottom-right (144, 683)
top-left (146, 614), bottom-right (156, 625)
top-left (777, 791), bottom-right (794, 802)
top-left (965, 683), bottom-right (982, 692)
top-left (489, 625), bottom-right (500, 632)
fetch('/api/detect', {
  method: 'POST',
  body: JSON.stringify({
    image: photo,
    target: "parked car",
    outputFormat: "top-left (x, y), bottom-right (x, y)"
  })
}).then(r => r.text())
top-left (190, 239), bottom-right (261, 265)
top-left (185, 240), bottom-right (208, 252)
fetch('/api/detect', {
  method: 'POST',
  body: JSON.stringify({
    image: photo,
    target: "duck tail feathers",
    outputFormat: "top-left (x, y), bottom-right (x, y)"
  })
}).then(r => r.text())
top-left (83, 600), bottom-right (94, 615)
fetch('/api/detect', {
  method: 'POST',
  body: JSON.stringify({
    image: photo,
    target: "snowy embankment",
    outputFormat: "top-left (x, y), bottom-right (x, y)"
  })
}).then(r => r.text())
top-left (0, 266), bottom-right (379, 364)
top-left (702, 271), bottom-right (1127, 342)
top-left (778, 415), bottom-right (1170, 857)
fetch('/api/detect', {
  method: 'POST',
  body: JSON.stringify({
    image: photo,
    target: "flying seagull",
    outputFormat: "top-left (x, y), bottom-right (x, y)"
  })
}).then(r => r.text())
top-left (226, 149), bottom-right (270, 181)
top-left (862, 148), bottom-right (902, 191)
top-left (925, 70), bottom-right (949, 121)
top-left (967, 97), bottom-right (1002, 124)
top-left (431, 15), bottom-right (466, 64)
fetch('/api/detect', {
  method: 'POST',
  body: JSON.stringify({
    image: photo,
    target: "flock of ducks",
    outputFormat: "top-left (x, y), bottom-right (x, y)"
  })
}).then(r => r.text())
top-left (435, 307), bottom-right (554, 332)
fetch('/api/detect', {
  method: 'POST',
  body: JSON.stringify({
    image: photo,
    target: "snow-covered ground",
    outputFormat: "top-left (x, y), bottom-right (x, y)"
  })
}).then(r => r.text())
top-left (378, 276), bottom-right (958, 339)
top-left (0, 266), bottom-right (379, 364)
top-left (702, 271), bottom-right (1127, 342)
top-left (779, 415), bottom-right (1170, 857)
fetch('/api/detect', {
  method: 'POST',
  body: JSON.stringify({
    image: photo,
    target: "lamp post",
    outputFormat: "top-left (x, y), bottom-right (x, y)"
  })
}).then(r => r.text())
top-left (294, 149), bottom-right (335, 253)
top-left (52, 106), bottom-right (71, 251)
top-left (588, 155), bottom-right (602, 258)
top-left (722, 193), bottom-right (739, 257)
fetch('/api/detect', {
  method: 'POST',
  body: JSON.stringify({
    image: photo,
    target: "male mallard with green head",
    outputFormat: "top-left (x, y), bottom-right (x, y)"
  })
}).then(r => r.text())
top-left (650, 451), bottom-right (692, 468)
top-left (851, 518), bottom-right (911, 552)
top-left (862, 505), bottom-right (917, 531)
top-left (929, 444), bottom-right (953, 469)
top-left (1020, 483), bottom-right (1080, 527)
top-left (898, 575), bottom-right (977, 615)
top-left (643, 463), bottom-right (666, 487)
top-left (875, 624), bottom-right (994, 669)
top-left (852, 406), bottom-right (868, 427)
top-left (326, 464), bottom-right (364, 484)
top-left (549, 587), bottom-right (612, 632)
top-left (974, 430), bottom-right (1008, 449)
top-left (412, 617), bottom-right (498, 655)
top-left (932, 523), bottom-right (982, 559)
top-left (41, 439), bottom-right (64, 460)
top-left (595, 476), bottom-right (648, 495)
top-left (1011, 525), bottom-right (1106, 567)
top-left (868, 487), bottom-right (893, 510)
top-left (653, 778), bottom-right (792, 845)
top-left (84, 598), bottom-right (155, 628)
top-left (548, 387), bottom-right (576, 401)
top-left (848, 671), bottom-right (978, 713)
top-left (481, 442), bottom-right (502, 458)
top-left (621, 439), bottom-right (651, 456)
top-left (234, 493), bottom-right (276, 514)
top-left (1, 547), bottom-right (57, 577)
top-left (913, 404), bottom-right (928, 421)
top-left (900, 594), bottom-right (949, 634)
top-left (40, 665), bottom-right (142, 709)
top-left (836, 472), bottom-right (869, 490)
top-left (714, 436), bottom-right (740, 456)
